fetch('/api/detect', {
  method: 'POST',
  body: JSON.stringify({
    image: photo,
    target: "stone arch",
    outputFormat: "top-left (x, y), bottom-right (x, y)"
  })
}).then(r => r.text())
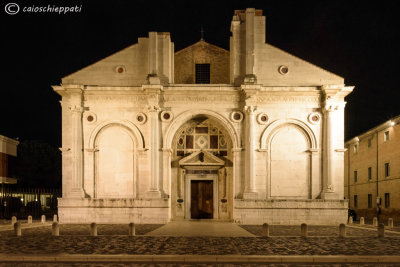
top-left (89, 120), bottom-right (145, 150)
top-left (260, 119), bottom-right (317, 150)
top-left (164, 109), bottom-right (240, 150)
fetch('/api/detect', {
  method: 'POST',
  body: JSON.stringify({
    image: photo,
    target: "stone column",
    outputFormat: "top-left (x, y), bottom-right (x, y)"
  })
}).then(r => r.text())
top-left (147, 106), bottom-right (161, 198)
top-left (322, 106), bottom-right (335, 196)
top-left (70, 105), bottom-right (85, 198)
top-left (231, 148), bottom-right (241, 198)
top-left (162, 148), bottom-right (172, 197)
top-left (243, 106), bottom-right (257, 199)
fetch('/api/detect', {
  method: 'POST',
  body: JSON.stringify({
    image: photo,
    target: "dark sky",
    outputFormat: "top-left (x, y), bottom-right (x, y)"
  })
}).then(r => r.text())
top-left (2, 0), bottom-right (399, 147)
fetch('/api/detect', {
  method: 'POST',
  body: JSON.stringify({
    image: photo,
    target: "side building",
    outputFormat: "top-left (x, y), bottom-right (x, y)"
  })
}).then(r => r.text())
top-left (344, 115), bottom-right (400, 221)
top-left (0, 135), bottom-right (19, 186)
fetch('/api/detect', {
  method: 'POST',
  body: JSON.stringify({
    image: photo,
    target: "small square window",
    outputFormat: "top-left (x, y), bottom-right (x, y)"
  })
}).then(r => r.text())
top-left (354, 170), bottom-right (358, 183)
top-left (384, 131), bottom-right (390, 142)
top-left (195, 63), bottom-right (210, 84)
top-left (368, 167), bottom-right (372, 180)
top-left (368, 194), bottom-right (372, 208)
top-left (385, 193), bottom-right (390, 208)
top-left (385, 163), bottom-right (390, 177)
top-left (354, 195), bottom-right (358, 208)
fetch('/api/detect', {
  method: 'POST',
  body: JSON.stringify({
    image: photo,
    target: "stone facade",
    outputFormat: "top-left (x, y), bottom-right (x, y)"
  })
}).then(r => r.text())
top-left (54, 8), bottom-right (352, 225)
top-left (344, 115), bottom-right (400, 221)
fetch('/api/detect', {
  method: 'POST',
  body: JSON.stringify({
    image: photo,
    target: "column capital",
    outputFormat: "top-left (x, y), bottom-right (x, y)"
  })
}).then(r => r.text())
top-left (147, 105), bottom-right (161, 113)
top-left (70, 106), bottom-right (84, 113)
top-left (244, 105), bottom-right (257, 114)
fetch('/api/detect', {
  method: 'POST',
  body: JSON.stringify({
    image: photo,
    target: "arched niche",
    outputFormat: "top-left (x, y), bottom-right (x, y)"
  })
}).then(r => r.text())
top-left (88, 121), bottom-right (144, 199)
top-left (260, 119), bottom-right (318, 199)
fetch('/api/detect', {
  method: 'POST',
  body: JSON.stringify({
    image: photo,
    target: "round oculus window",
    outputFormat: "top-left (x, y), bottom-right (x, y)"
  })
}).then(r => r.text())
top-left (230, 111), bottom-right (243, 122)
top-left (135, 112), bottom-right (147, 124)
top-left (160, 111), bottom-right (173, 122)
top-left (308, 112), bottom-right (321, 125)
top-left (278, 65), bottom-right (289, 75)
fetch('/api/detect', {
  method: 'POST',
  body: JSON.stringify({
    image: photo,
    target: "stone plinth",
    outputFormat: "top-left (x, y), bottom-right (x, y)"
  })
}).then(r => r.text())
top-left (234, 199), bottom-right (348, 225)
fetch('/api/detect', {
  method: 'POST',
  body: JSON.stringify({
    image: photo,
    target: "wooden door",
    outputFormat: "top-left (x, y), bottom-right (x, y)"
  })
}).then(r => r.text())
top-left (191, 180), bottom-right (213, 219)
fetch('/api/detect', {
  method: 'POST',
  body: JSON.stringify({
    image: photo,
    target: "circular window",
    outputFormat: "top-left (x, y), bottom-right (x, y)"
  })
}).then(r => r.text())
top-left (115, 65), bottom-right (126, 74)
top-left (308, 112), bottom-right (321, 125)
top-left (257, 113), bottom-right (269, 124)
top-left (160, 111), bottom-right (173, 122)
top-left (230, 111), bottom-right (243, 123)
top-left (84, 113), bottom-right (96, 124)
top-left (278, 65), bottom-right (289, 75)
top-left (135, 112), bottom-right (147, 124)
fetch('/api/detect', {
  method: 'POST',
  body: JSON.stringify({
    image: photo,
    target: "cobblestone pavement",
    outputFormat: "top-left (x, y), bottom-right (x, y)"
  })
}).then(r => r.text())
top-left (0, 224), bottom-right (399, 266)
top-left (0, 225), bottom-right (399, 255)
top-left (240, 225), bottom-right (400, 237)
top-left (0, 264), bottom-right (399, 267)
top-left (1, 264), bottom-right (399, 267)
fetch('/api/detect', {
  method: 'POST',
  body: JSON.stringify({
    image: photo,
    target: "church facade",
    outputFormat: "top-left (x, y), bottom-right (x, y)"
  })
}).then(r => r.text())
top-left (54, 8), bottom-right (353, 225)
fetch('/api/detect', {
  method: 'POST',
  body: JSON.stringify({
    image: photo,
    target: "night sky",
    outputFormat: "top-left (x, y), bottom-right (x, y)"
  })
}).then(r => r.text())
top-left (2, 0), bottom-right (399, 147)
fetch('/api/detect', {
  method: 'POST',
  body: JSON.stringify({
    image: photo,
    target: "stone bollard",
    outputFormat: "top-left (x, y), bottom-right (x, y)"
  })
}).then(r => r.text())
top-left (129, 223), bottom-right (135, 236)
top-left (339, 223), bottom-right (346, 238)
top-left (41, 215), bottom-right (46, 223)
top-left (378, 223), bottom-right (385, 238)
top-left (52, 222), bottom-right (59, 236)
top-left (388, 218), bottom-right (394, 229)
top-left (28, 215), bottom-right (32, 224)
top-left (90, 223), bottom-right (97, 236)
top-left (262, 223), bottom-right (270, 237)
top-left (360, 217), bottom-right (364, 225)
top-left (53, 214), bottom-right (58, 222)
top-left (301, 223), bottom-right (308, 237)
top-left (348, 216), bottom-right (353, 224)
top-left (11, 216), bottom-right (17, 226)
top-left (14, 222), bottom-right (21, 236)
top-left (373, 217), bottom-right (378, 227)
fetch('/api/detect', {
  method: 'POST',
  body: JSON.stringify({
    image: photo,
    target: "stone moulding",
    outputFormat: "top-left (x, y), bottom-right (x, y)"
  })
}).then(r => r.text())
top-left (58, 198), bottom-right (170, 208)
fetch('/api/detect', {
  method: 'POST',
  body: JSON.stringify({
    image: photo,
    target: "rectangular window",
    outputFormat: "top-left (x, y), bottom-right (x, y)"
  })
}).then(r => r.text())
top-left (385, 163), bottom-right (390, 177)
top-left (368, 138), bottom-right (372, 148)
top-left (384, 131), bottom-right (390, 142)
top-left (354, 195), bottom-right (358, 208)
top-left (385, 193), bottom-right (390, 208)
top-left (353, 144), bottom-right (358, 154)
top-left (210, 135), bottom-right (218, 149)
top-left (186, 135), bottom-right (194, 149)
top-left (195, 63), bottom-right (210, 84)
top-left (368, 167), bottom-right (372, 180)
top-left (354, 170), bottom-right (358, 183)
top-left (368, 194), bottom-right (372, 208)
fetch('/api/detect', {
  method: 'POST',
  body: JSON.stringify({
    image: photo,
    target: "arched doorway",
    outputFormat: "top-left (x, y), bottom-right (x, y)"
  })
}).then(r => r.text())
top-left (170, 116), bottom-right (233, 220)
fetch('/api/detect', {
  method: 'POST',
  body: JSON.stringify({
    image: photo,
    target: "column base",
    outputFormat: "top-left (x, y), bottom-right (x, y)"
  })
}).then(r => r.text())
top-left (69, 188), bottom-right (85, 198)
top-left (321, 191), bottom-right (339, 200)
top-left (145, 190), bottom-right (161, 199)
top-left (243, 191), bottom-right (258, 200)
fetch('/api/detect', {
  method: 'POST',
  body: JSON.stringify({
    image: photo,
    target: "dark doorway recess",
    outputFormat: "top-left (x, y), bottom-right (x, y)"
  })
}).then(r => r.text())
top-left (191, 180), bottom-right (213, 219)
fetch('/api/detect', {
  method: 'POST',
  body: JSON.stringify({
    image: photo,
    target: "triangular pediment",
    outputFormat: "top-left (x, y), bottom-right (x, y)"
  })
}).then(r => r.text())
top-left (179, 150), bottom-right (225, 166)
